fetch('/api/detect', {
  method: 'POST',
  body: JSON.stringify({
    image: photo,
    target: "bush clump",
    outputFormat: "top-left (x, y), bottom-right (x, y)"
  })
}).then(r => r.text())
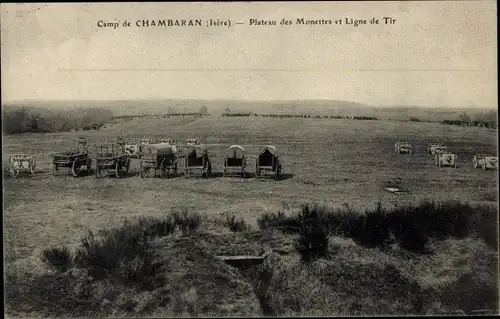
top-left (172, 210), bottom-right (202, 235)
top-left (258, 201), bottom-right (497, 253)
top-left (39, 214), bottom-right (190, 289)
top-left (257, 211), bottom-right (301, 234)
top-left (41, 246), bottom-right (73, 272)
top-left (295, 204), bottom-right (329, 261)
top-left (224, 214), bottom-right (248, 232)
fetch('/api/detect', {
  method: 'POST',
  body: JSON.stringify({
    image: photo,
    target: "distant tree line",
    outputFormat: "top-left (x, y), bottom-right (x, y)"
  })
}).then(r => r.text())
top-left (3, 106), bottom-right (113, 135)
top-left (442, 119), bottom-right (497, 129)
top-left (163, 112), bottom-right (205, 117)
top-left (222, 112), bottom-right (378, 120)
top-left (222, 112), bottom-right (252, 117)
top-left (441, 110), bottom-right (497, 129)
top-left (112, 114), bottom-right (148, 121)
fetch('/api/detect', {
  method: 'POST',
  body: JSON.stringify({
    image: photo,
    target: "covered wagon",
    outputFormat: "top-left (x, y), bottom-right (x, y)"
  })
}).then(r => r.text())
top-left (256, 145), bottom-right (282, 179)
top-left (184, 145), bottom-right (211, 178)
top-left (139, 143), bottom-right (179, 178)
top-left (52, 137), bottom-right (92, 177)
top-left (223, 145), bottom-right (247, 178)
top-left (473, 154), bottom-right (498, 170)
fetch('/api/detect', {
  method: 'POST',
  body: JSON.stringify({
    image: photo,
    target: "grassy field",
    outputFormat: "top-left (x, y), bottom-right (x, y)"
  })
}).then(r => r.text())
top-left (3, 115), bottom-right (499, 316)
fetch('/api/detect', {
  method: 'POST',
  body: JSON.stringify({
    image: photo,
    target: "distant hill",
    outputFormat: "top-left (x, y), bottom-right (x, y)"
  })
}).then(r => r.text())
top-left (2, 99), bottom-right (497, 121)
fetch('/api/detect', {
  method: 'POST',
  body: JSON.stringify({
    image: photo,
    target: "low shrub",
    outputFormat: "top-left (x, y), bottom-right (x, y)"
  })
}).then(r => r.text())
top-left (224, 214), bottom-right (248, 232)
top-left (172, 210), bottom-right (202, 235)
top-left (349, 211), bottom-right (391, 249)
top-left (71, 216), bottom-right (179, 288)
top-left (295, 204), bottom-right (329, 261)
top-left (41, 246), bottom-right (73, 272)
top-left (257, 211), bottom-right (300, 234)
top-left (73, 229), bottom-right (155, 286)
top-left (259, 201), bottom-right (497, 253)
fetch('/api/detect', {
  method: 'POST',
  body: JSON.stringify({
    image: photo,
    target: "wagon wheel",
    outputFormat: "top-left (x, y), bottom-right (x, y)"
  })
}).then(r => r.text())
top-left (115, 159), bottom-right (128, 178)
top-left (72, 158), bottom-right (82, 177)
top-left (86, 158), bottom-right (92, 171)
top-left (52, 163), bottom-right (60, 176)
top-left (124, 158), bottom-right (130, 173)
top-left (140, 166), bottom-right (148, 178)
top-left (275, 164), bottom-right (282, 180)
top-left (160, 159), bottom-right (169, 178)
top-left (202, 166), bottom-right (210, 178)
top-left (115, 160), bottom-right (122, 178)
top-left (30, 158), bottom-right (36, 174)
top-left (9, 167), bottom-right (19, 178)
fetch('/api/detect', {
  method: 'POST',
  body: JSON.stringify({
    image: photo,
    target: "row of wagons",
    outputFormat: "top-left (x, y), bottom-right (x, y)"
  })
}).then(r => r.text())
top-left (6, 137), bottom-right (283, 179)
top-left (394, 141), bottom-right (498, 170)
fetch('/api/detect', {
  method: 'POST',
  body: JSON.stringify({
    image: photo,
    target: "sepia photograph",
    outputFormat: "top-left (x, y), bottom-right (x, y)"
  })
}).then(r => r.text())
top-left (2, 1), bottom-right (498, 317)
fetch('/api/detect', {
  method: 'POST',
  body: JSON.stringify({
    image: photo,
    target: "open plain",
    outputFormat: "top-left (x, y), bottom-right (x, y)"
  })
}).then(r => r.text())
top-left (3, 114), bottom-right (499, 316)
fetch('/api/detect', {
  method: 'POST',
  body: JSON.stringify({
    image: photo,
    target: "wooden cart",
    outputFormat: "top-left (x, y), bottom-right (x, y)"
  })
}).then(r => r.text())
top-left (435, 152), bottom-right (458, 168)
top-left (223, 145), bottom-right (247, 178)
top-left (52, 137), bottom-right (91, 177)
top-left (95, 144), bottom-right (130, 178)
top-left (256, 145), bottom-right (282, 180)
top-left (184, 145), bottom-right (211, 178)
top-left (394, 141), bottom-right (412, 154)
top-left (428, 144), bottom-right (447, 156)
top-left (8, 154), bottom-right (36, 178)
top-left (473, 154), bottom-right (498, 170)
top-left (139, 143), bottom-right (179, 178)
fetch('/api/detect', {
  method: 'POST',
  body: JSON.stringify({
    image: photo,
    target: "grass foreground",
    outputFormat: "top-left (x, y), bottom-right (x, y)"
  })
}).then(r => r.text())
top-left (4, 201), bottom-right (499, 317)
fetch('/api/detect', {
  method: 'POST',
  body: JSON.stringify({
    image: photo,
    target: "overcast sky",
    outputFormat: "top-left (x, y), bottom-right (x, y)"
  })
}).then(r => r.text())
top-left (1, 2), bottom-right (497, 107)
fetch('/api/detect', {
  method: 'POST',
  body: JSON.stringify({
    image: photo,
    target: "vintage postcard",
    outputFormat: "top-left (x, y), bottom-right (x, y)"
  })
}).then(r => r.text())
top-left (2, 1), bottom-right (498, 317)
